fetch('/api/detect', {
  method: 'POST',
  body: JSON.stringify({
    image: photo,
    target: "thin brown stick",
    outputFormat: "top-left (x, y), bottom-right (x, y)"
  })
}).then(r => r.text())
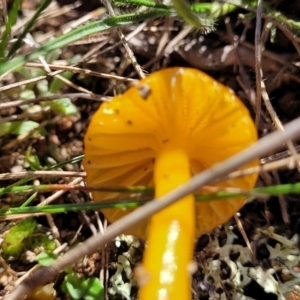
top-left (252, 1), bottom-right (300, 170)
top-left (1, 0), bottom-right (7, 25)
top-left (11, 1), bottom-right (81, 38)
top-left (45, 213), bottom-right (60, 240)
top-left (234, 214), bottom-right (254, 255)
top-left (0, 94), bottom-right (108, 110)
top-left (254, 0), bottom-right (263, 127)
top-left (24, 63), bottom-right (135, 82)
top-left (153, 17), bottom-right (173, 70)
top-left (223, 0), bottom-right (300, 55)
top-left (224, 17), bottom-right (256, 107)
top-left (0, 70), bottom-right (62, 91)
top-left (140, 25), bottom-right (191, 72)
top-left (272, 171), bottom-right (290, 224)
top-left (69, 186), bottom-right (98, 236)
top-left (102, 0), bottom-right (146, 79)
top-left (0, 213), bottom-right (48, 221)
top-left (227, 154), bottom-right (300, 180)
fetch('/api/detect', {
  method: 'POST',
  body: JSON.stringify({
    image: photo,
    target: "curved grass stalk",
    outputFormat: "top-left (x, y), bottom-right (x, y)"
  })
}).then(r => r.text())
top-left (0, 0), bottom-right (22, 60)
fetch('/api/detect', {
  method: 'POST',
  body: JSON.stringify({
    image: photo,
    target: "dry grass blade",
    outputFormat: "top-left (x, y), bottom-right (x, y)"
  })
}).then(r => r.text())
top-left (0, 93), bottom-right (108, 109)
top-left (253, 0), bottom-right (300, 174)
top-left (102, 0), bottom-right (146, 79)
top-left (24, 63), bottom-right (135, 82)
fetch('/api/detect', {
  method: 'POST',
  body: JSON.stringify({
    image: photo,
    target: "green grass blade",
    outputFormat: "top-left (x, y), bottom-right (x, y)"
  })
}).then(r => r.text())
top-left (251, 183), bottom-right (300, 195)
top-left (113, 0), bottom-right (171, 10)
top-left (3, 182), bottom-right (300, 217)
top-left (0, 184), bottom-right (153, 195)
top-left (21, 192), bottom-right (38, 207)
top-left (0, 0), bottom-right (22, 60)
top-left (0, 200), bottom-right (147, 216)
top-left (172, 0), bottom-right (215, 31)
top-left (49, 155), bottom-right (84, 170)
top-left (7, 0), bottom-right (53, 59)
top-left (191, 2), bottom-right (237, 17)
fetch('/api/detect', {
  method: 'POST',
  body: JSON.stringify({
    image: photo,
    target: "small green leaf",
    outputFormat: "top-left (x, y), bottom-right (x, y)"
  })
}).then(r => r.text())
top-left (45, 48), bottom-right (61, 64)
top-left (61, 273), bottom-right (104, 300)
top-left (49, 74), bottom-right (72, 94)
top-left (8, 120), bottom-right (40, 136)
top-left (0, 54), bottom-right (25, 74)
top-left (2, 218), bottom-right (37, 257)
top-left (20, 90), bottom-right (36, 101)
top-left (36, 252), bottom-right (58, 266)
top-left (83, 278), bottom-right (104, 300)
top-left (25, 148), bottom-right (42, 170)
top-left (0, 122), bottom-right (13, 136)
top-left (44, 98), bottom-right (77, 116)
top-left (172, 0), bottom-right (214, 31)
top-left (61, 273), bottom-right (85, 299)
top-left (36, 79), bottom-right (50, 97)
top-left (26, 154), bottom-right (42, 171)
top-left (0, 120), bottom-right (39, 137)
top-left (27, 235), bottom-right (56, 252)
top-left (48, 55), bottom-right (81, 93)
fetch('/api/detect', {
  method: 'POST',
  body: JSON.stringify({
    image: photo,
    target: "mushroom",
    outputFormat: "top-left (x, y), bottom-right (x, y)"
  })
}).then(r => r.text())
top-left (83, 67), bottom-right (258, 299)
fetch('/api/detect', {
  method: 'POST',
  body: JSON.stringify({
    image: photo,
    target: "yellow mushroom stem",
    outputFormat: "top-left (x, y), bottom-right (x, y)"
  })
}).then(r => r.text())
top-left (139, 145), bottom-right (195, 300)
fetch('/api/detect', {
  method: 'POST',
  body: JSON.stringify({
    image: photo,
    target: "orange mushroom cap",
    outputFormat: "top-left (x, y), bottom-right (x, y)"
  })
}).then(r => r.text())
top-left (83, 67), bottom-right (258, 239)
top-left (84, 67), bottom-right (258, 299)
